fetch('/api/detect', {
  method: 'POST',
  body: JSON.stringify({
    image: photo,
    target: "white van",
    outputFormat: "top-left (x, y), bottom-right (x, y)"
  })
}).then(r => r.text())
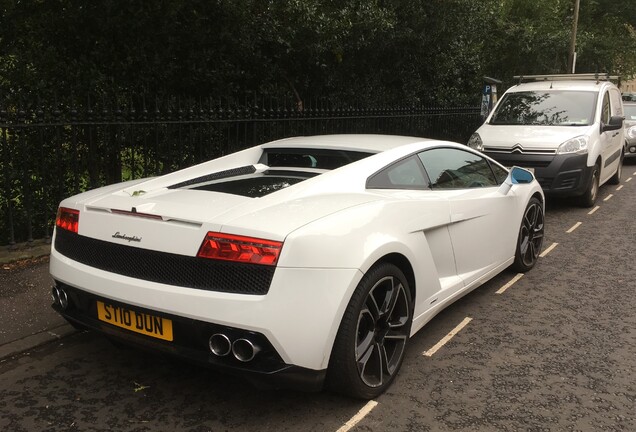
top-left (468, 74), bottom-right (625, 207)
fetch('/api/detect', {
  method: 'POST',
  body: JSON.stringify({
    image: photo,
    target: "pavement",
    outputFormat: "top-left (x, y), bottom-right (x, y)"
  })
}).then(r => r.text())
top-left (0, 242), bottom-right (77, 360)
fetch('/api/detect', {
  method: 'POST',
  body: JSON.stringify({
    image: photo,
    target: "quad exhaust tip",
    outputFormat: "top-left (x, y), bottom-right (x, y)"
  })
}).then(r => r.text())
top-left (232, 338), bottom-right (260, 362)
top-left (208, 333), bottom-right (232, 357)
top-left (208, 334), bottom-right (260, 362)
top-left (51, 286), bottom-right (69, 310)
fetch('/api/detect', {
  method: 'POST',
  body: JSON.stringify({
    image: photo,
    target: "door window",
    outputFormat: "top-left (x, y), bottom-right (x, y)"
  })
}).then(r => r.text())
top-left (366, 155), bottom-right (429, 189)
top-left (489, 162), bottom-right (509, 185)
top-left (418, 148), bottom-right (498, 189)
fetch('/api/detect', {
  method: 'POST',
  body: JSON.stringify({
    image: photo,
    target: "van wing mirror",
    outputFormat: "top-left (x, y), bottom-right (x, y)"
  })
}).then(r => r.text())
top-left (602, 115), bottom-right (624, 132)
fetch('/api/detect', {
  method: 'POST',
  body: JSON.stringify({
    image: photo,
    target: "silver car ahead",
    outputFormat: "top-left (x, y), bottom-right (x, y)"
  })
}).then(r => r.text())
top-left (624, 102), bottom-right (636, 158)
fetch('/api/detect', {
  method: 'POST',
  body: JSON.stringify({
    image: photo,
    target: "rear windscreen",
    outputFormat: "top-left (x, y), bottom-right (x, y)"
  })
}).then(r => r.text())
top-left (180, 147), bottom-right (374, 197)
top-left (260, 148), bottom-right (372, 169)
top-left (189, 171), bottom-right (318, 197)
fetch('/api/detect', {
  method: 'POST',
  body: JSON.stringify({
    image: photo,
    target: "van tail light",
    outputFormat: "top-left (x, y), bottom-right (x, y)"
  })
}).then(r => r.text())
top-left (197, 232), bottom-right (283, 266)
top-left (56, 207), bottom-right (80, 233)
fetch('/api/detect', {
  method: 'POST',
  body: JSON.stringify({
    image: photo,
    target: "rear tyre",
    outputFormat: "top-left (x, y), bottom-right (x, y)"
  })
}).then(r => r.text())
top-left (578, 163), bottom-right (600, 208)
top-left (327, 263), bottom-right (412, 399)
top-left (512, 197), bottom-right (544, 273)
top-left (608, 151), bottom-right (624, 185)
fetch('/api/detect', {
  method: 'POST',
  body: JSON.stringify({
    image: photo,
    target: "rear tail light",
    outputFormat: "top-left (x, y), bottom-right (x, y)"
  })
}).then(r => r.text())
top-left (197, 232), bottom-right (283, 266)
top-left (56, 207), bottom-right (80, 233)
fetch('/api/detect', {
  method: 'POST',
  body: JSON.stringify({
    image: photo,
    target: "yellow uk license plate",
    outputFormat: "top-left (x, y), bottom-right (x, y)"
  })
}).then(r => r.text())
top-left (96, 301), bottom-right (173, 342)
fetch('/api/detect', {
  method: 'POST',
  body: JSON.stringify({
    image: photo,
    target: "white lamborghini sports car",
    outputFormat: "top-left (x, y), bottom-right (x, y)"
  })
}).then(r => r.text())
top-left (50, 135), bottom-right (545, 399)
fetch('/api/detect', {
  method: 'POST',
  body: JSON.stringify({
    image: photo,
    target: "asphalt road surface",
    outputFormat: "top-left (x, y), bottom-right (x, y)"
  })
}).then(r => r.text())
top-left (2, 162), bottom-right (635, 432)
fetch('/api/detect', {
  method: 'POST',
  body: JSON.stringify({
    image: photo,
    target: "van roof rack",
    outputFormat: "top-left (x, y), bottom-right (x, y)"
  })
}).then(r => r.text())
top-left (513, 73), bottom-right (620, 84)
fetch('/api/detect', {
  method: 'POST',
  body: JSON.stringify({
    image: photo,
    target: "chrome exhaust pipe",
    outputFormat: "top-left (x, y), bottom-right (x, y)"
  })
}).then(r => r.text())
top-left (232, 338), bottom-right (260, 362)
top-left (58, 288), bottom-right (69, 310)
top-left (209, 333), bottom-right (232, 357)
top-left (51, 286), bottom-right (60, 304)
top-left (52, 286), bottom-right (69, 310)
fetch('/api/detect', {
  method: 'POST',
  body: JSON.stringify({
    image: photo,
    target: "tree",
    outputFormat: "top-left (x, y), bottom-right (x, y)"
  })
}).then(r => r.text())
top-left (1, 0), bottom-right (635, 104)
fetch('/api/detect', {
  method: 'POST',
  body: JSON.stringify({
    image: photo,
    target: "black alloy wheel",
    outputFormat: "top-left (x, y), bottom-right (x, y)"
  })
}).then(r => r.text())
top-left (328, 263), bottom-right (412, 399)
top-left (512, 197), bottom-right (544, 272)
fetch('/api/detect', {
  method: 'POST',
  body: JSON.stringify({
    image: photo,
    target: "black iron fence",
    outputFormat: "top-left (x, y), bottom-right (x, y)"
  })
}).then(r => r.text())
top-left (0, 95), bottom-right (482, 247)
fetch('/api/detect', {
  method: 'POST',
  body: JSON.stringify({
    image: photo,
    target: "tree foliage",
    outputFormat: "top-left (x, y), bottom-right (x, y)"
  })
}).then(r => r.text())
top-left (1, 0), bottom-right (635, 105)
top-left (484, 0), bottom-right (636, 88)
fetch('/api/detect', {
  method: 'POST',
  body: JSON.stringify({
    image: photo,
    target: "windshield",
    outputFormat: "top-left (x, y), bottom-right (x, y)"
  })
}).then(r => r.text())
top-left (624, 104), bottom-right (636, 121)
top-left (489, 90), bottom-right (597, 126)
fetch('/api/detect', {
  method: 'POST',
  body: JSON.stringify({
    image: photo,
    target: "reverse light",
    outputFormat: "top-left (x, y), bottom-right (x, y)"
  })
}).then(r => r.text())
top-left (55, 207), bottom-right (80, 233)
top-left (197, 232), bottom-right (283, 266)
top-left (556, 136), bottom-right (589, 154)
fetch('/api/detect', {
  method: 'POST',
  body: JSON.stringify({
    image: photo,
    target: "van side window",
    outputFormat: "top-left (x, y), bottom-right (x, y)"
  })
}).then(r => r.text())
top-left (609, 88), bottom-right (624, 117)
top-left (601, 91), bottom-right (611, 124)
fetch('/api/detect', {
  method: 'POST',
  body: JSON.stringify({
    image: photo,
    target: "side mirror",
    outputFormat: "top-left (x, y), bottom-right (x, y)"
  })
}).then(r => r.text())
top-left (510, 166), bottom-right (534, 184)
top-left (602, 115), bottom-right (624, 132)
top-left (498, 166), bottom-right (534, 195)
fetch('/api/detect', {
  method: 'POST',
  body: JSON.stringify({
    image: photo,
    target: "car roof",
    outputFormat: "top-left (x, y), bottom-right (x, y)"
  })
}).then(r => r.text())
top-left (261, 134), bottom-right (431, 153)
top-left (506, 80), bottom-right (615, 93)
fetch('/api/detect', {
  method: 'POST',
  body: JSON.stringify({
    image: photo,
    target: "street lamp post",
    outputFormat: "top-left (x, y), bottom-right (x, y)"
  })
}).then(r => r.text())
top-left (567, 0), bottom-right (581, 73)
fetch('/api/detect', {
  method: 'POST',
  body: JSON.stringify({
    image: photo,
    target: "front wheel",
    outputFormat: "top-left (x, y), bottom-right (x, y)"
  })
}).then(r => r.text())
top-left (327, 263), bottom-right (412, 399)
top-left (512, 197), bottom-right (544, 272)
top-left (578, 163), bottom-right (600, 208)
top-left (608, 150), bottom-right (624, 185)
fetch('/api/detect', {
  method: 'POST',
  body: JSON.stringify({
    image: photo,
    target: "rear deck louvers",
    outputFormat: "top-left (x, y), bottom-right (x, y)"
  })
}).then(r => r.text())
top-left (168, 165), bottom-right (257, 189)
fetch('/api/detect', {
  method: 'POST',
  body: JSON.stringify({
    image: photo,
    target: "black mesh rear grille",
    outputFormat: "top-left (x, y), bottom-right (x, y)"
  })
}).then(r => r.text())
top-left (54, 229), bottom-right (274, 295)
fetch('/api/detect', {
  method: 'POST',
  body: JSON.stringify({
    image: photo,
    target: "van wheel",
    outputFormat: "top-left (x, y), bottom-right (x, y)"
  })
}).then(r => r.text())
top-left (608, 151), bottom-right (624, 185)
top-left (578, 163), bottom-right (599, 208)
